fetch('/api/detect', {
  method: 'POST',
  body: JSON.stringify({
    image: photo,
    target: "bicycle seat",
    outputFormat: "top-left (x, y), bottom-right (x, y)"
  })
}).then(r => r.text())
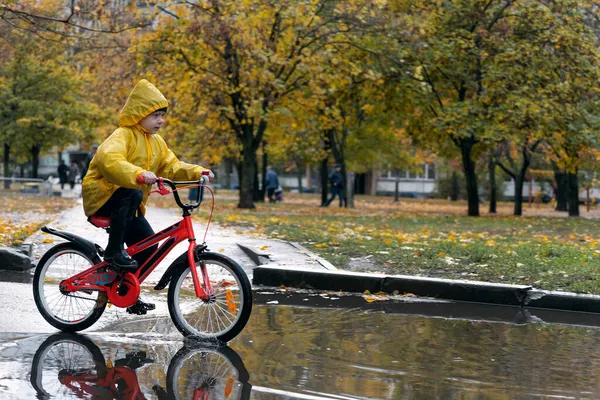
top-left (89, 215), bottom-right (110, 229)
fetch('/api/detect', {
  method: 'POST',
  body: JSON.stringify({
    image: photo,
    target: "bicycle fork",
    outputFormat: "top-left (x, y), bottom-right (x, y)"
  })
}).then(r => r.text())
top-left (183, 216), bottom-right (213, 302)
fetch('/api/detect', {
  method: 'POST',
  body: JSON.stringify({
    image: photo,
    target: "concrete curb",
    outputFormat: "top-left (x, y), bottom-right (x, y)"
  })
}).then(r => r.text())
top-left (237, 244), bottom-right (270, 265)
top-left (252, 266), bottom-right (600, 313)
top-left (286, 241), bottom-right (338, 270)
top-left (0, 247), bottom-right (34, 271)
top-left (525, 289), bottom-right (600, 313)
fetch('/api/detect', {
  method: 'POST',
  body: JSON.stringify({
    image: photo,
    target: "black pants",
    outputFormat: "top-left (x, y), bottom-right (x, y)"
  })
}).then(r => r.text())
top-left (267, 188), bottom-right (276, 203)
top-left (95, 188), bottom-right (156, 266)
top-left (324, 186), bottom-right (344, 207)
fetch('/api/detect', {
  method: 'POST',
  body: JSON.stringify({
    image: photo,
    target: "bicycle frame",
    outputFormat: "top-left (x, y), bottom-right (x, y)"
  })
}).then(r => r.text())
top-left (59, 178), bottom-right (212, 303)
top-left (60, 367), bottom-right (143, 399)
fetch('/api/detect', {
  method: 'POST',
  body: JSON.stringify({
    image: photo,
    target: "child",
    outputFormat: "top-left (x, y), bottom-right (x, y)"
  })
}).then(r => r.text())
top-left (82, 79), bottom-right (213, 274)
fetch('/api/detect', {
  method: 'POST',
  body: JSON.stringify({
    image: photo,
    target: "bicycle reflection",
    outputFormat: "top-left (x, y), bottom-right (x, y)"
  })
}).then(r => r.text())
top-left (30, 333), bottom-right (252, 400)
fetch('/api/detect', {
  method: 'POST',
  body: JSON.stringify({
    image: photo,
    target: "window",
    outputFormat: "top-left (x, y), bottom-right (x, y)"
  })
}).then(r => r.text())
top-left (427, 164), bottom-right (436, 180)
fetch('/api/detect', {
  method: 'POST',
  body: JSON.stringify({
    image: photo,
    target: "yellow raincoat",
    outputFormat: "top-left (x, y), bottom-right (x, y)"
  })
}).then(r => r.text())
top-left (82, 79), bottom-right (205, 217)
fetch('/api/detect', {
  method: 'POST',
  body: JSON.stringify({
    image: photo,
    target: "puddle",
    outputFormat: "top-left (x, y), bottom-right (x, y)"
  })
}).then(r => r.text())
top-left (2, 291), bottom-right (600, 398)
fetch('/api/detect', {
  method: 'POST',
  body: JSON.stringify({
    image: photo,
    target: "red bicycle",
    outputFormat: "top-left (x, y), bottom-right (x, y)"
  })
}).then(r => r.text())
top-left (32, 174), bottom-right (252, 342)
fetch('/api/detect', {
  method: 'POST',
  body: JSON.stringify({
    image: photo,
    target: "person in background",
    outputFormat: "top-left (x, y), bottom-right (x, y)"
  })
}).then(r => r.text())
top-left (57, 160), bottom-right (68, 190)
top-left (68, 162), bottom-right (80, 189)
top-left (265, 165), bottom-right (279, 203)
top-left (322, 164), bottom-right (344, 207)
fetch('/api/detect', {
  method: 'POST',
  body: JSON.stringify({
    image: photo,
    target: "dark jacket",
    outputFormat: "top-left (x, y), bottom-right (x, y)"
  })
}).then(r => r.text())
top-left (329, 170), bottom-right (343, 188)
top-left (58, 164), bottom-right (68, 180)
top-left (266, 169), bottom-right (279, 189)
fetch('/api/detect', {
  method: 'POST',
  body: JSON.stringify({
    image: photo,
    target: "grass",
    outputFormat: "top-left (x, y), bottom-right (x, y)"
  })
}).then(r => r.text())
top-left (162, 189), bottom-right (600, 295)
top-left (0, 193), bottom-right (77, 247)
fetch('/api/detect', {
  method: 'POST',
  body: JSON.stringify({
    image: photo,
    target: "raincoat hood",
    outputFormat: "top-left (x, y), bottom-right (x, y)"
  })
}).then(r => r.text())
top-left (118, 79), bottom-right (169, 127)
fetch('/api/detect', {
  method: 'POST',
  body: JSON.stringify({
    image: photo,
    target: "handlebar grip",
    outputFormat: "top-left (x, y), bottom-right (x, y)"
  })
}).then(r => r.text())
top-left (136, 175), bottom-right (145, 184)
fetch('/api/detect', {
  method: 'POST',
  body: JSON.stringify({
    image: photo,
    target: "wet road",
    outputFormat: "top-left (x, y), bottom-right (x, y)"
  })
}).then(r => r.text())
top-left (2, 287), bottom-right (600, 399)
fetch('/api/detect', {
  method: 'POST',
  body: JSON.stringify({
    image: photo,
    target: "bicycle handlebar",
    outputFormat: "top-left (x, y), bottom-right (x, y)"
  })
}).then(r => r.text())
top-left (137, 171), bottom-right (210, 210)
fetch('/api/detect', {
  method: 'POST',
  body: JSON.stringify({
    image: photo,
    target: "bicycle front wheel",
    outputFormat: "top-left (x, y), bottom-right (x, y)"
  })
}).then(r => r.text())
top-left (33, 243), bottom-right (107, 332)
top-left (168, 253), bottom-right (252, 342)
top-left (166, 344), bottom-right (251, 400)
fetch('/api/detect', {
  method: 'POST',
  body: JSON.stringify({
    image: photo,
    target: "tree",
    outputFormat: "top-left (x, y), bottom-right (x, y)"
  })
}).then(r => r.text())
top-left (496, 140), bottom-right (543, 215)
top-left (384, 0), bottom-right (600, 217)
top-left (137, 0), bottom-right (367, 209)
top-left (0, 42), bottom-right (100, 178)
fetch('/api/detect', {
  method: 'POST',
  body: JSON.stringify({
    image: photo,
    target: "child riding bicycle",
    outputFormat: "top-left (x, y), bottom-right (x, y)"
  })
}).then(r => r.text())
top-left (82, 79), bottom-right (213, 313)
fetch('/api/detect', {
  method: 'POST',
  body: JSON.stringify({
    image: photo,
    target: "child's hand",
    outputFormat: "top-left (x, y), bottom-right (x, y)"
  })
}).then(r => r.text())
top-left (204, 170), bottom-right (215, 182)
top-left (139, 171), bottom-right (157, 185)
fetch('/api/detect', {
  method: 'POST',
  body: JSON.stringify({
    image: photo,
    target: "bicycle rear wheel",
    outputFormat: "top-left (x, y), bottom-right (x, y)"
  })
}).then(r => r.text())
top-left (168, 253), bottom-right (252, 342)
top-left (33, 243), bottom-right (107, 332)
top-left (30, 333), bottom-right (107, 399)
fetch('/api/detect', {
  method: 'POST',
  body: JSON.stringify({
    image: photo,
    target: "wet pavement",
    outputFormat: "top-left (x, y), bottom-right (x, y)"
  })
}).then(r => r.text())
top-left (2, 290), bottom-right (600, 399)
top-left (4, 201), bottom-right (600, 398)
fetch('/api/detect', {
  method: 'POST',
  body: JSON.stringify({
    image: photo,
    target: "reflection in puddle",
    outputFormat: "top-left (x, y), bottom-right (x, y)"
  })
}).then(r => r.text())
top-left (29, 333), bottom-right (251, 399)
top-left (1, 290), bottom-right (600, 398)
top-left (234, 292), bottom-right (600, 399)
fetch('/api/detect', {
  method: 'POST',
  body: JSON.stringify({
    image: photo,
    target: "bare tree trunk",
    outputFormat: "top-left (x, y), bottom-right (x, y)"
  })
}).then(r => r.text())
top-left (320, 157), bottom-right (328, 206)
top-left (297, 167), bottom-right (303, 193)
top-left (513, 152), bottom-right (531, 216)
top-left (514, 174), bottom-right (524, 216)
top-left (3, 143), bottom-right (10, 189)
top-left (259, 141), bottom-right (267, 202)
top-left (488, 154), bottom-right (497, 214)
top-left (567, 171), bottom-right (579, 217)
top-left (341, 165), bottom-right (348, 208)
top-left (320, 137), bottom-right (331, 206)
top-left (450, 171), bottom-right (459, 201)
top-left (346, 170), bottom-right (355, 208)
top-left (238, 137), bottom-right (257, 209)
top-left (460, 137), bottom-right (479, 216)
top-left (224, 158), bottom-right (232, 190)
top-left (252, 157), bottom-right (261, 202)
top-left (31, 145), bottom-right (40, 179)
top-left (555, 170), bottom-right (568, 211)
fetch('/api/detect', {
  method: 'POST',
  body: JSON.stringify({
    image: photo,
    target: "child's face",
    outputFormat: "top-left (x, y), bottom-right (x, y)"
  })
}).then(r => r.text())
top-left (139, 110), bottom-right (166, 134)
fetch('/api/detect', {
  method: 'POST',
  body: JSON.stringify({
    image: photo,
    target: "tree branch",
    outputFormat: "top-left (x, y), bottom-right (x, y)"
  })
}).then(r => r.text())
top-left (496, 160), bottom-right (516, 179)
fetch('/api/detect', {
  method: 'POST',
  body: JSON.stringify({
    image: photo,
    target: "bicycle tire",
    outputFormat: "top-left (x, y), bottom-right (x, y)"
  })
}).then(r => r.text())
top-left (166, 343), bottom-right (251, 400)
top-left (33, 243), bottom-right (107, 332)
top-left (30, 332), bottom-right (107, 399)
top-left (167, 252), bottom-right (252, 342)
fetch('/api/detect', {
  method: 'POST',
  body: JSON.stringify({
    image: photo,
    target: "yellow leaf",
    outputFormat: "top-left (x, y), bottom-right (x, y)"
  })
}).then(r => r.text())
top-left (43, 238), bottom-right (54, 243)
